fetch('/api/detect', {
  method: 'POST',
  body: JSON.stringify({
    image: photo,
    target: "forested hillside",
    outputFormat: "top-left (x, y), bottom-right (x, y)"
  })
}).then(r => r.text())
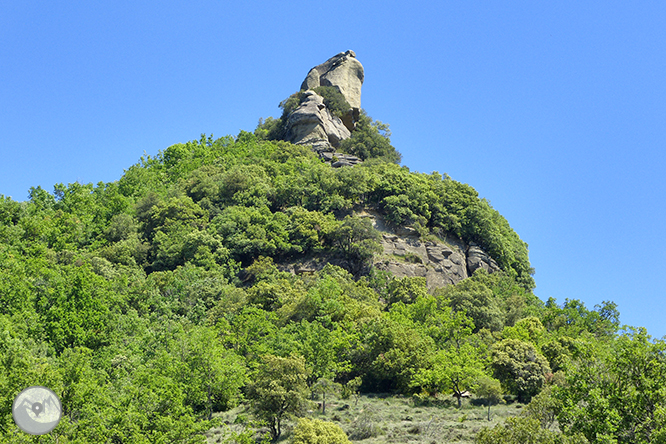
top-left (1, 127), bottom-right (665, 443)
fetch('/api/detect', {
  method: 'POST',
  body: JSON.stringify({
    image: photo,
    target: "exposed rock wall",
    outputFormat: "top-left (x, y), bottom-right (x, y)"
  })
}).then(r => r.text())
top-left (361, 210), bottom-right (500, 291)
top-left (300, 49), bottom-right (364, 130)
top-left (377, 232), bottom-right (469, 290)
top-left (277, 209), bottom-right (501, 292)
top-left (285, 90), bottom-right (351, 152)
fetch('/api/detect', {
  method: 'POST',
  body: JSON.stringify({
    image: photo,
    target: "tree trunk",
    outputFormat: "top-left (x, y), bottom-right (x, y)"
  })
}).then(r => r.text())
top-left (487, 401), bottom-right (491, 421)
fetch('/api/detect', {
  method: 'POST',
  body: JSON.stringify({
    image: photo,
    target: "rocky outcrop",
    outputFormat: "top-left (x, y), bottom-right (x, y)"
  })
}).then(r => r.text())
top-left (300, 50), bottom-right (364, 130)
top-left (361, 210), bottom-right (500, 292)
top-left (285, 90), bottom-right (351, 152)
top-left (276, 209), bottom-right (501, 292)
top-left (377, 232), bottom-right (469, 290)
top-left (282, 51), bottom-right (364, 163)
top-left (318, 151), bottom-right (363, 168)
top-left (466, 243), bottom-right (501, 275)
top-left (283, 90), bottom-right (363, 167)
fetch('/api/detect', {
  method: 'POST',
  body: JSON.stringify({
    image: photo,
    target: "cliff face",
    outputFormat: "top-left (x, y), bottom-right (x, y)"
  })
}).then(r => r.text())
top-left (278, 209), bottom-right (500, 292)
top-left (361, 210), bottom-right (500, 291)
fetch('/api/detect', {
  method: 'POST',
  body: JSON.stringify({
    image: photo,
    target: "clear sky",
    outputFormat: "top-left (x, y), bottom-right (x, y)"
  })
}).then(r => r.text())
top-left (2, 1), bottom-right (664, 338)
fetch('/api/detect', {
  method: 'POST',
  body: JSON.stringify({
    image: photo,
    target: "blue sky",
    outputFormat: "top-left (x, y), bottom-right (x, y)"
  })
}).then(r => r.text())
top-left (2, 1), bottom-right (665, 338)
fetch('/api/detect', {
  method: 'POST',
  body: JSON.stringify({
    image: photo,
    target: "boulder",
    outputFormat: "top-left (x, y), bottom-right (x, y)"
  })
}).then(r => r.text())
top-left (281, 51), bottom-right (366, 162)
top-left (301, 50), bottom-right (364, 110)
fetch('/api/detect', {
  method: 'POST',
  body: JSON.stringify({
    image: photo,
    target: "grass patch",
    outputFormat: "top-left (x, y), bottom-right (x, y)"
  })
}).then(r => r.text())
top-left (207, 394), bottom-right (525, 443)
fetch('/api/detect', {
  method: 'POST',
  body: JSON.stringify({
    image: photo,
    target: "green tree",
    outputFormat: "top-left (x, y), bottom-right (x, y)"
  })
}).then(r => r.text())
top-left (412, 340), bottom-right (487, 407)
top-left (541, 336), bottom-right (583, 373)
top-left (35, 263), bottom-right (115, 353)
top-left (288, 319), bottom-right (352, 389)
top-left (490, 339), bottom-right (551, 402)
top-left (476, 375), bottom-right (503, 421)
top-left (362, 312), bottom-right (435, 393)
top-left (221, 306), bottom-right (279, 367)
top-left (435, 278), bottom-right (504, 332)
top-left (501, 316), bottom-right (547, 349)
top-left (248, 354), bottom-right (309, 440)
top-left (313, 378), bottom-right (341, 415)
top-left (341, 376), bottom-right (362, 407)
top-left (339, 110), bottom-right (401, 163)
top-left (174, 325), bottom-right (246, 419)
top-left (555, 327), bottom-right (666, 444)
top-left (329, 215), bottom-right (381, 274)
top-left (542, 298), bottom-right (619, 339)
top-left (386, 276), bottom-right (428, 307)
top-left (312, 86), bottom-right (351, 119)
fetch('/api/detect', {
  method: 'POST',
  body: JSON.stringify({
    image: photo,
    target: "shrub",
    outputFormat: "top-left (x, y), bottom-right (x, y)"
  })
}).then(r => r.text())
top-left (312, 86), bottom-right (351, 119)
top-left (490, 339), bottom-right (551, 402)
top-left (339, 111), bottom-right (401, 163)
top-left (347, 410), bottom-right (383, 440)
top-left (291, 418), bottom-right (352, 444)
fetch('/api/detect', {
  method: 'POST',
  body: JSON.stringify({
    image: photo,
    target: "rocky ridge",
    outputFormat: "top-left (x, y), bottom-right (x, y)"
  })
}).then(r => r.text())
top-left (276, 51), bottom-right (501, 288)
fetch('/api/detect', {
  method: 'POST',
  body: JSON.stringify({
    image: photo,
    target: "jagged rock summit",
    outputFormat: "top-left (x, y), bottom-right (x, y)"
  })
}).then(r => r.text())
top-left (300, 49), bottom-right (364, 128)
top-left (284, 50), bottom-right (364, 167)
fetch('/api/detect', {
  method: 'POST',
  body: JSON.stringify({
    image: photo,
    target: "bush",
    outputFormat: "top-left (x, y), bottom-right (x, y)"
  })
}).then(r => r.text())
top-left (312, 86), bottom-right (351, 119)
top-left (347, 410), bottom-right (383, 440)
top-left (490, 339), bottom-right (551, 402)
top-left (291, 418), bottom-right (352, 444)
top-left (339, 111), bottom-right (401, 163)
top-left (279, 91), bottom-right (306, 118)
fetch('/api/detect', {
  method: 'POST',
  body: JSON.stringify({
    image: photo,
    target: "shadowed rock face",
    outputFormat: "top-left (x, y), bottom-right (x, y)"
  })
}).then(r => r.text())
top-left (466, 243), bottom-right (501, 275)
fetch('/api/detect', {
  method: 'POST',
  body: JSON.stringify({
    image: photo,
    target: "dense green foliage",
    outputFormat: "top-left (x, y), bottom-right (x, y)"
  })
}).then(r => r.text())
top-left (312, 86), bottom-right (351, 119)
top-left (338, 111), bottom-right (401, 164)
top-left (0, 121), bottom-right (653, 443)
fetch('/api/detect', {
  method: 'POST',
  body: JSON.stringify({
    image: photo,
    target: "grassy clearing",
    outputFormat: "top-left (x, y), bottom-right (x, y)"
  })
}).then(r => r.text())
top-left (206, 394), bottom-right (525, 443)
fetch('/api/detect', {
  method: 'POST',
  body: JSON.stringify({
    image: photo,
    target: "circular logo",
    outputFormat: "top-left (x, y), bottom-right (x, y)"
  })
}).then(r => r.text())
top-left (12, 386), bottom-right (62, 435)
